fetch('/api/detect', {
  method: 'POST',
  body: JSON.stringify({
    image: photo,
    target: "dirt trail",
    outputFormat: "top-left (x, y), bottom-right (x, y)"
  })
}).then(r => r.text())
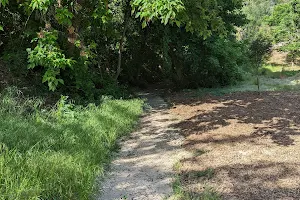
top-left (98, 92), bottom-right (190, 200)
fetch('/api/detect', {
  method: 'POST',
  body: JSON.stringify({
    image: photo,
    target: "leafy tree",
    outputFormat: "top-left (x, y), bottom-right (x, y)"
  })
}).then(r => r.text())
top-left (132, 0), bottom-right (238, 37)
top-left (266, 0), bottom-right (300, 66)
top-left (241, 0), bottom-right (275, 40)
top-left (27, 30), bottom-right (75, 91)
top-left (0, 0), bottom-right (247, 94)
top-left (249, 36), bottom-right (272, 90)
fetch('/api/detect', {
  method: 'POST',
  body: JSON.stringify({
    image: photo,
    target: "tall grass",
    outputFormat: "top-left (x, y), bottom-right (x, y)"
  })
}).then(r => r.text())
top-left (0, 87), bottom-right (143, 199)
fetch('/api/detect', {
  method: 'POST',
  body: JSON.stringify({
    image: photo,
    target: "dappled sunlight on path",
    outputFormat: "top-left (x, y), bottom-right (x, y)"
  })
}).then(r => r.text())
top-left (98, 92), bottom-right (191, 200)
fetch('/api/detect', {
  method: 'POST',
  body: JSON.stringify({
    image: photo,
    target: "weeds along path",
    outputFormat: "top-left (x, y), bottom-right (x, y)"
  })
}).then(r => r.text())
top-left (98, 92), bottom-right (190, 200)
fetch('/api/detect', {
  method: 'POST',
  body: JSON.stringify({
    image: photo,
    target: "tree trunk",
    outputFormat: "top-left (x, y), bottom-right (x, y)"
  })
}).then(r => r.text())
top-left (115, 30), bottom-right (126, 80)
top-left (115, 1), bottom-right (130, 80)
top-left (291, 51), bottom-right (295, 67)
top-left (256, 56), bottom-right (260, 91)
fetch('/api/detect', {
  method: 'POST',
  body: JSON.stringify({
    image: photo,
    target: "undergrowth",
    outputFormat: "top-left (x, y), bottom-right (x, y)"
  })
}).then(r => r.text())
top-left (170, 161), bottom-right (220, 200)
top-left (170, 150), bottom-right (220, 200)
top-left (0, 87), bottom-right (143, 199)
top-left (171, 175), bottom-right (220, 200)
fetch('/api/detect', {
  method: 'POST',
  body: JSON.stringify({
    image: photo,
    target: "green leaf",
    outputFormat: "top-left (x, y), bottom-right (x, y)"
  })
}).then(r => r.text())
top-left (58, 79), bottom-right (64, 85)
top-left (142, 20), bottom-right (147, 28)
top-left (164, 11), bottom-right (172, 25)
top-left (135, 12), bottom-right (141, 18)
top-left (27, 63), bottom-right (36, 69)
top-left (55, 7), bottom-right (74, 26)
top-left (0, 0), bottom-right (9, 7)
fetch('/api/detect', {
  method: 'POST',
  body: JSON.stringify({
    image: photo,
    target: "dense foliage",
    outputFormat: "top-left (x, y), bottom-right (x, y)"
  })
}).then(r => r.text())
top-left (266, 0), bottom-right (300, 65)
top-left (0, 0), bottom-right (249, 97)
top-left (242, 0), bottom-right (300, 66)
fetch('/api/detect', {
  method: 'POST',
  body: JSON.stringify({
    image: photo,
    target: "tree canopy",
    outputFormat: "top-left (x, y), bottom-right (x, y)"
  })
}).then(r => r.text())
top-left (0, 0), bottom-right (246, 93)
top-left (0, 0), bottom-right (297, 98)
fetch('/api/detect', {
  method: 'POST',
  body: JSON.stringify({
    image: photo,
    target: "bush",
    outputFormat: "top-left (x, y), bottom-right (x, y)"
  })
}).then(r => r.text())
top-left (179, 37), bottom-right (247, 88)
top-left (1, 50), bottom-right (28, 76)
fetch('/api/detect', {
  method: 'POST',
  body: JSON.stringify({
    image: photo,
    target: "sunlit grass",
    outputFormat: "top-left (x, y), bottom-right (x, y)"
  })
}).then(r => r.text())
top-left (0, 87), bottom-right (143, 199)
top-left (260, 64), bottom-right (300, 78)
top-left (262, 64), bottom-right (286, 73)
top-left (179, 63), bottom-right (300, 97)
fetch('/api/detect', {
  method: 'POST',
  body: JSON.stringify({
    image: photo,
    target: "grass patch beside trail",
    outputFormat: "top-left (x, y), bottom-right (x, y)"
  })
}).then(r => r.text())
top-left (0, 87), bottom-right (143, 199)
top-left (260, 64), bottom-right (300, 78)
top-left (170, 153), bottom-right (220, 200)
top-left (170, 170), bottom-right (220, 200)
top-left (178, 75), bottom-right (300, 98)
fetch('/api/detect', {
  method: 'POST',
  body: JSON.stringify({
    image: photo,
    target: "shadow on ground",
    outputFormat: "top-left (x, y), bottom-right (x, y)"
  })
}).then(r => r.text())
top-left (99, 92), bottom-right (190, 200)
top-left (179, 161), bottom-right (300, 200)
top-left (172, 91), bottom-right (300, 146)
top-left (169, 91), bottom-right (300, 200)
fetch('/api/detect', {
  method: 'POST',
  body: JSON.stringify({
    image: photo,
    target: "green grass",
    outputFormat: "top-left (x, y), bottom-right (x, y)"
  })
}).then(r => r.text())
top-left (0, 87), bottom-right (143, 199)
top-left (193, 149), bottom-right (208, 157)
top-left (260, 64), bottom-right (300, 78)
top-left (173, 161), bottom-right (182, 172)
top-left (194, 168), bottom-right (215, 179)
top-left (182, 74), bottom-right (300, 97)
top-left (171, 176), bottom-right (220, 200)
top-left (170, 157), bottom-right (220, 200)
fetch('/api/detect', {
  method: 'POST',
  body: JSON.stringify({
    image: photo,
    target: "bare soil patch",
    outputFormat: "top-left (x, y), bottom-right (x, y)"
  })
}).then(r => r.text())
top-left (169, 91), bottom-right (300, 200)
top-left (268, 50), bottom-right (300, 66)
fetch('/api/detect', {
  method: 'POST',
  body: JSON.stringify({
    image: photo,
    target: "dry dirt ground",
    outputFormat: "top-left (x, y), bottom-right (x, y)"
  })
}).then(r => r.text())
top-left (268, 50), bottom-right (300, 66)
top-left (98, 92), bottom-right (191, 200)
top-left (169, 91), bottom-right (300, 200)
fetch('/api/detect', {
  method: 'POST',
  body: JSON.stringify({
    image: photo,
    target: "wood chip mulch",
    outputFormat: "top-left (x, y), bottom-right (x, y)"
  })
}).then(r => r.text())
top-left (169, 91), bottom-right (300, 200)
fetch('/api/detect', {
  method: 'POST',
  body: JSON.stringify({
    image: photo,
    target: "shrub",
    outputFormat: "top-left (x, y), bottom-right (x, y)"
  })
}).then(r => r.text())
top-left (179, 37), bottom-right (247, 88)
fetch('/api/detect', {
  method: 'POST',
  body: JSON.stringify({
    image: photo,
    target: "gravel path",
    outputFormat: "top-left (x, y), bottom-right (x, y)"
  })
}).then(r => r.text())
top-left (98, 92), bottom-right (190, 200)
